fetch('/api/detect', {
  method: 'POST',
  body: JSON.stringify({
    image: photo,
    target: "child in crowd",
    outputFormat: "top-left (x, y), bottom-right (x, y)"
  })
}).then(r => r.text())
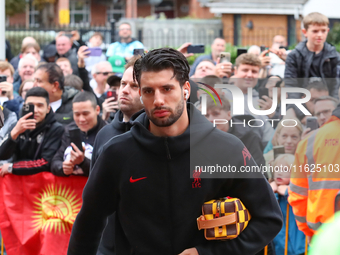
top-left (270, 154), bottom-right (306, 255)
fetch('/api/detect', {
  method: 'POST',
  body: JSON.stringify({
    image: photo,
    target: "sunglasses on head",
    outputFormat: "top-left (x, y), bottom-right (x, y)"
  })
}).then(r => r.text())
top-left (96, 72), bottom-right (113, 76)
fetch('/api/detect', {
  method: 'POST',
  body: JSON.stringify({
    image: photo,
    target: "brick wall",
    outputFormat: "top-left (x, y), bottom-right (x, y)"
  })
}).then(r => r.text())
top-left (90, 2), bottom-right (107, 25)
top-left (8, 13), bottom-right (26, 26)
top-left (189, 0), bottom-right (215, 19)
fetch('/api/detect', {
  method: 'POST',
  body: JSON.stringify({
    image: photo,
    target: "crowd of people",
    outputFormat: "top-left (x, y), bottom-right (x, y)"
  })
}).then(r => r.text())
top-left (0, 11), bottom-right (340, 255)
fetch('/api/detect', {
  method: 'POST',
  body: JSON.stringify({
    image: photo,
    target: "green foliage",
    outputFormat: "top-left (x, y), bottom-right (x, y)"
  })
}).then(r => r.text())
top-left (327, 22), bottom-right (340, 46)
top-left (5, 0), bottom-right (26, 16)
top-left (6, 31), bottom-right (55, 56)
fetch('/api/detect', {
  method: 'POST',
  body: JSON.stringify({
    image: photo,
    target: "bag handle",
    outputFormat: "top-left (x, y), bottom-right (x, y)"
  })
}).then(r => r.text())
top-left (197, 214), bottom-right (237, 230)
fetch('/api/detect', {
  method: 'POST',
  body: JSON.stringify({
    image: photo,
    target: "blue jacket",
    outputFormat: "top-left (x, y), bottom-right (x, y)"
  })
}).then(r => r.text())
top-left (106, 38), bottom-right (144, 59)
top-left (273, 190), bottom-right (306, 255)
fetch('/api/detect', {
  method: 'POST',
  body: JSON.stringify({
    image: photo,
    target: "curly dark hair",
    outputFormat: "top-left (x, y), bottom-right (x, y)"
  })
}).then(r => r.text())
top-left (133, 48), bottom-right (190, 87)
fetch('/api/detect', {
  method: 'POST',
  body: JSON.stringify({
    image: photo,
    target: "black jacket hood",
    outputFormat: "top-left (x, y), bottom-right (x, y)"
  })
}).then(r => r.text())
top-left (131, 103), bottom-right (214, 159)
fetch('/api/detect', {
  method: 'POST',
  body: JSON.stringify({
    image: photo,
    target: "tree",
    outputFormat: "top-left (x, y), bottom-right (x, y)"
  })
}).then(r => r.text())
top-left (5, 0), bottom-right (26, 17)
top-left (327, 23), bottom-right (340, 46)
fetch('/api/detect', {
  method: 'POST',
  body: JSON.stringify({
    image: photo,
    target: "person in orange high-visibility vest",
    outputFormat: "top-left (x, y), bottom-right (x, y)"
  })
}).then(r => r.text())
top-left (288, 104), bottom-right (340, 239)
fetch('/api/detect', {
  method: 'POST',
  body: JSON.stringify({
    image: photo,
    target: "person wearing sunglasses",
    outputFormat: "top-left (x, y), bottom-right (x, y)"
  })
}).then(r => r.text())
top-left (90, 61), bottom-right (114, 101)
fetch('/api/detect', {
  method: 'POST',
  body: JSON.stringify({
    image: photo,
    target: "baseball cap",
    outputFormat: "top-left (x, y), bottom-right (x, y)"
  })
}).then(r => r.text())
top-left (108, 55), bottom-right (126, 74)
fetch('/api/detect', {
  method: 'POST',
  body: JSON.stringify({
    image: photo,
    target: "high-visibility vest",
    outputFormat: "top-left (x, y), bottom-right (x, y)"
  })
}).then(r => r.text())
top-left (288, 115), bottom-right (340, 237)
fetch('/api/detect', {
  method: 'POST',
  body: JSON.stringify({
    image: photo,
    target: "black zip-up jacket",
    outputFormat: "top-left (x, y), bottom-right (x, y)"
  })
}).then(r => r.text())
top-left (51, 116), bottom-right (107, 177)
top-left (285, 41), bottom-right (340, 99)
top-left (228, 115), bottom-right (266, 168)
top-left (68, 104), bottom-right (282, 255)
top-left (91, 109), bottom-right (143, 255)
top-left (0, 110), bottom-right (64, 175)
top-left (55, 86), bottom-right (79, 126)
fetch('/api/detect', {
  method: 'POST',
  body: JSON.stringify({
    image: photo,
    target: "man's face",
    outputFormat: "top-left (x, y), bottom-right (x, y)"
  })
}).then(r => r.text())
top-left (33, 69), bottom-right (58, 100)
top-left (118, 67), bottom-right (143, 116)
top-left (314, 100), bottom-right (336, 126)
top-left (304, 88), bottom-right (329, 114)
top-left (272, 35), bottom-right (287, 50)
top-left (22, 47), bottom-right (40, 61)
top-left (89, 35), bottom-right (102, 47)
top-left (277, 126), bottom-right (301, 154)
top-left (56, 36), bottom-right (72, 56)
top-left (234, 64), bottom-right (260, 92)
top-left (140, 69), bottom-right (187, 127)
top-left (194, 61), bottom-right (216, 78)
top-left (73, 101), bottom-right (99, 132)
top-left (19, 58), bottom-right (36, 81)
top-left (25, 96), bottom-right (50, 124)
top-left (303, 24), bottom-right (329, 48)
top-left (57, 60), bottom-right (73, 77)
top-left (211, 39), bottom-right (226, 58)
top-left (119, 24), bottom-right (132, 40)
top-left (205, 107), bottom-right (231, 132)
top-left (0, 69), bottom-right (13, 84)
top-left (93, 63), bottom-right (113, 86)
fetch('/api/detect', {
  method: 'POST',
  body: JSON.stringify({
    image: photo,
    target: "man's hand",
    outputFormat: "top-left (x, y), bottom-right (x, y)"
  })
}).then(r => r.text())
top-left (177, 42), bottom-right (194, 58)
top-left (70, 143), bottom-right (85, 166)
top-left (0, 163), bottom-right (12, 177)
top-left (215, 58), bottom-right (232, 78)
top-left (62, 160), bottom-right (74, 176)
top-left (77, 46), bottom-right (90, 68)
top-left (178, 248), bottom-right (199, 255)
top-left (73, 167), bottom-right (84, 175)
top-left (270, 48), bottom-right (287, 62)
top-left (10, 112), bottom-right (36, 140)
top-left (277, 185), bottom-right (289, 196)
top-left (270, 181), bottom-right (278, 193)
top-left (258, 96), bottom-right (275, 118)
top-left (102, 97), bottom-right (119, 121)
top-left (71, 30), bottom-right (80, 42)
top-left (0, 82), bottom-right (14, 100)
top-left (259, 50), bottom-right (271, 67)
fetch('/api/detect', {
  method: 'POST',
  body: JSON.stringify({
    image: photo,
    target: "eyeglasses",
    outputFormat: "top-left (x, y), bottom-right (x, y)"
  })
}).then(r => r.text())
top-left (119, 28), bottom-right (131, 31)
top-left (96, 72), bottom-right (113, 76)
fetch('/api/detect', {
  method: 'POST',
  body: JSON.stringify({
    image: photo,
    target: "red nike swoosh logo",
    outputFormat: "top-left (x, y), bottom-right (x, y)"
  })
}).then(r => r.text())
top-left (130, 176), bottom-right (147, 183)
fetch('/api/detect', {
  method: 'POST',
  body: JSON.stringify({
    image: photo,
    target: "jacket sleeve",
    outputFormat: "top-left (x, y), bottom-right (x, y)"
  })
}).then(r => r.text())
top-left (12, 125), bottom-right (65, 175)
top-left (78, 67), bottom-right (102, 108)
top-left (284, 51), bottom-right (301, 100)
top-left (0, 131), bottom-right (19, 160)
top-left (68, 142), bottom-right (119, 255)
top-left (288, 140), bottom-right (314, 237)
top-left (329, 53), bottom-right (340, 99)
top-left (195, 153), bottom-right (283, 254)
top-left (51, 131), bottom-right (70, 177)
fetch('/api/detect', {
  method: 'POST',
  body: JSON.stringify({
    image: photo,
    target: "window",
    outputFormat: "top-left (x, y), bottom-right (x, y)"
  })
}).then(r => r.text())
top-left (29, 4), bottom-right (40, 27)
top-left (70, 0), bottom-right (90, 25)
top-left (107, 0), bottom-right (125, 23)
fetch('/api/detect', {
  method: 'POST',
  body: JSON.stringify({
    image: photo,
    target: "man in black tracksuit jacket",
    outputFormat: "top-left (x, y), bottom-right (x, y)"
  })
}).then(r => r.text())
top-left (285, 40), bottom-right (340, 100)
top-left (68, 48), bottom-right (282, 255)
top-left (0, 87), bottom-right (64, 175)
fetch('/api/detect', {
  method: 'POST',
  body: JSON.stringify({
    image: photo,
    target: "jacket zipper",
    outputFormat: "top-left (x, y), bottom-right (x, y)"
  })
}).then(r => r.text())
top-left (164, 138), bottom-right (171, 160)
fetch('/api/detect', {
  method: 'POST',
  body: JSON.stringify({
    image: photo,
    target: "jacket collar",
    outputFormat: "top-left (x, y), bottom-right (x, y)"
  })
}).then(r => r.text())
top-left (28, 109), bottom-right (57, 138)
top-left (83, 116), bottom-right (107, 136)
top-left (296, 40), bottom-right (338, 59)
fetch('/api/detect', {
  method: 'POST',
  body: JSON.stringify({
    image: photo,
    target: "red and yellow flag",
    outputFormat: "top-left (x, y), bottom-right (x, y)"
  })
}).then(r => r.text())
top-left (0, 172), bottom-right (87, 255)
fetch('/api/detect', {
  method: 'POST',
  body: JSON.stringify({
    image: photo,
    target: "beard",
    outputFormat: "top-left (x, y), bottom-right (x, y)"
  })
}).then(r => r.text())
top-left (146, 95), bottom-right (185, 127)
top-left (119, 97), bottom-right (143, 118)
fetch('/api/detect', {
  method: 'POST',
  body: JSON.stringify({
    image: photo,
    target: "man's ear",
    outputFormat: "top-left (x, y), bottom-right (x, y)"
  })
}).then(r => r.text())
top-left (53, 81), bottom-right (60, 92)
top-left (47, 105), bottom-right (51, 112)
top-left (183, 80), bottom-right (191, 98)
top-left (302, 28), bottom-right (307, 37)
top-left (226, 110), bottom-right (232, 121)
top-left (96, 105), bottom-right (100, 115)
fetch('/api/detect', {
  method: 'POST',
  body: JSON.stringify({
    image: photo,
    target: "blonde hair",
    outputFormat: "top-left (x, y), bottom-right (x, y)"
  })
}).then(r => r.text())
top-left (235, 53), bottom-right (261, 68)
top-left (272, 118), bottom-right (303, 147)
top-left (303, 12), bottom-right (329, 30)
top-left (272, 154), bottom-right (295, 168)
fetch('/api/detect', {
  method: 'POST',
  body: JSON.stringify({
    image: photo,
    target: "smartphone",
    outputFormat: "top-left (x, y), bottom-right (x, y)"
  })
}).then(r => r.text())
top-left (187, 45), bottom-right (205, 54)
top-left (260, 46), bottom-right (266, 52)
top-left (306, 117), bottom-right (319, 131)
top-left (273, 146), bottom-right (285, 159)
top-left (335, 191), bottom-right (340, 212)
top-left (259, 87), bottom-right (269, 100)
top-left (106, 90), bottom-right (117, 100)
top-left (133, 48), bottom-right (144, 55)
top-left (69, 128), bottom-right (83, 152)
top-left (88, 47), bottom-right (102, 57)
top-left (0, 75), bottom-right (6, 83)
top-left (220, 52), bottom-right (231, 63)
top-left (0, 106), bottom-right (4, 129)
top-left (237, 48), bottom-right (247, 57)
top-left (22, 104), bottom-right (34, 119)
top-left (265, 47), bottom-right (269, 57)
top-left (279, 46), bottom-right (288, 50)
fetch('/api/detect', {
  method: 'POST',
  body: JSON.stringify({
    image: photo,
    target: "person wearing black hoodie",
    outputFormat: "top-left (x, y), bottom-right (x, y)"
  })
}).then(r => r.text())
top-left (0, 87), bottom-right (64, 176)
top-left (91, 56), bottom-right (143, 255)
top-left (51, 91), bottom-right (106, 177)
top-left (68, 48), bottom-right (282, 255)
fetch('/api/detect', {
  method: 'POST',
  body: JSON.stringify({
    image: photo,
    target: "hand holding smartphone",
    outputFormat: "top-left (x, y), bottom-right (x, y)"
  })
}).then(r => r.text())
top-left (220, 52), bottom-right (231, 63)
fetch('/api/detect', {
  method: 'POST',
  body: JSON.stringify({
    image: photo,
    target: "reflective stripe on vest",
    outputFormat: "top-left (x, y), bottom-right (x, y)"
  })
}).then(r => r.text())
top-left (307, 221), bottom-right (322, 231)
top-left (295, 215), bottom-right (307, 223)
top-left (306, 130), bottom-right (318, 166)
top-left (290, 182), bottom-right (308, 196)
